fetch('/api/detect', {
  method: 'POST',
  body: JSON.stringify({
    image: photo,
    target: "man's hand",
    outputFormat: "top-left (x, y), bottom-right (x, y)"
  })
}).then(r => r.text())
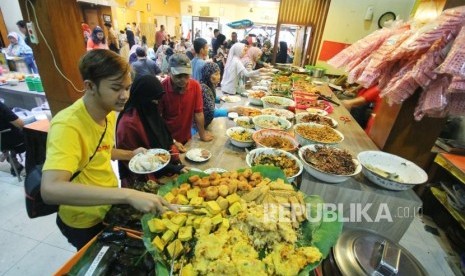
top-left (132, 147), bottom-right (147, 156)
top-left (126, 189), bottom-right (177, 214)
top-left (199, 131), bottom-right (214, 142)
top-left (174, 141), bottom-right (187, 153)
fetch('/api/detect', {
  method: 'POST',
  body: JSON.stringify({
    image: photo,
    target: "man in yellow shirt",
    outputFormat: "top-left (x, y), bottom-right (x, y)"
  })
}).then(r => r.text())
top-left (41, 49), bottom-right (175, 249)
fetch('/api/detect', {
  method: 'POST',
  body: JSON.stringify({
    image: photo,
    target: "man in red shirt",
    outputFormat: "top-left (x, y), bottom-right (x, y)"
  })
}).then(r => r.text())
top-left (159, 53), bottom-right (214, 144)
top-left (155, 25), bottom-right (167, 49)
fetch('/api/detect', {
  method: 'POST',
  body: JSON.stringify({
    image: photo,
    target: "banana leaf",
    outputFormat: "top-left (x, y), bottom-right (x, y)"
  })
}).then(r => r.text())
top-left (142, 166), bottom-right (342, 275)
top-left (141, 213), bottom-right (170, 275)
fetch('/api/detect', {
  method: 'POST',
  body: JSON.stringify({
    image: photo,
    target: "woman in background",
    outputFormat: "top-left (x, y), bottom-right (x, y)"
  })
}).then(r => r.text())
top-left (6, 32), bottom-right (38, 73)
top-left (221, 43), bottom-right (265, 95)
top-left (276, 41), bottom-right (288, 64)
top-left (86, 26), bottom-right (108, 51)
top-left (116, 75), bottom-right (186, 187)
top-left (199, 62), bottom-right (233, 128)
top-left (241, 46), bottom-right (263, 70)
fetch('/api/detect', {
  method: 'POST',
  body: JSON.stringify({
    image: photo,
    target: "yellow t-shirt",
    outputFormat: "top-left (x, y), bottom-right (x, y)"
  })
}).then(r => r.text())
top-left (43, 98), bottom-right (117, 228)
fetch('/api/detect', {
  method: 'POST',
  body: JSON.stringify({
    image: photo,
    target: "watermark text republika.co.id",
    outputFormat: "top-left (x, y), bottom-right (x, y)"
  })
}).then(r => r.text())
top-left (263, 203), bottom-right (422, 223)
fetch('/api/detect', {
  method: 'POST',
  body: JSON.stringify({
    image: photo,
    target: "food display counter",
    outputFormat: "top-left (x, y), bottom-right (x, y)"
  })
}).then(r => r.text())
top-left (0, 82), bottom-right (47, 110)
top-left (185, 85), bottom-right (422, 242)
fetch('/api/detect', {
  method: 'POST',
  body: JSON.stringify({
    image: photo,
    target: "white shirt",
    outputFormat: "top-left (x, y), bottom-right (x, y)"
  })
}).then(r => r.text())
top-left (220, 56), bottom-right (258, 94)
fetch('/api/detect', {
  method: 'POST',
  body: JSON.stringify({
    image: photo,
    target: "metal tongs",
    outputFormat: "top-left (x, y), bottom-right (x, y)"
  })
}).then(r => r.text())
top-left (316, 92), bottom-right (340, 106)
top-left (171, 204), bottom-right (204, 214)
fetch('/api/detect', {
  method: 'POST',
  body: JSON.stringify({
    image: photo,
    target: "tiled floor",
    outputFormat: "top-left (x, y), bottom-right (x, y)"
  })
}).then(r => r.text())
top-left (0, 161), bottom-right (462, 275)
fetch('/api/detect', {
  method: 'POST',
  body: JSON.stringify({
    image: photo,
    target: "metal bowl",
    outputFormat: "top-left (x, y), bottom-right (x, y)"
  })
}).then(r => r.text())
top-left (357, 151), bottom-right (428, 191)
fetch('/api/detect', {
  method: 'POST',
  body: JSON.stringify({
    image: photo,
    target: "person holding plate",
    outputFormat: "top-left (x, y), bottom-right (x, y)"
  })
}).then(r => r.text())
top-left (41, 50), bottom-right (176, 250)
top-left (221, 43), bottom-right (267, 95)
top-left (116, 75), bottom-right (187, 187)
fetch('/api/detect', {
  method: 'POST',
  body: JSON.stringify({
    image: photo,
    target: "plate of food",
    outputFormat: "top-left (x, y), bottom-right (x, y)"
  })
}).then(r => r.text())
top-left (261, 108), bottom-right (295, 121)
top-left (204, 167), bottom-right (228, 174)
top-left (245, 148), bottom-right (303, 182)
top-left (234, 116), bottom-right (255, 129)
top-left (306, 108), bottom-right (328, 116)
top-left (228, 112), bottom-right (239, 119)
top-left (295, 112), bottom-right (338, 128)
top-left (186, 148), bottom-right (212, 162)
top-left (129, 149), bottom-right (170, 174)
top-left (221, 95), bottom-right (241, 103)
top-left (236, 106), bottom-right (262, 117)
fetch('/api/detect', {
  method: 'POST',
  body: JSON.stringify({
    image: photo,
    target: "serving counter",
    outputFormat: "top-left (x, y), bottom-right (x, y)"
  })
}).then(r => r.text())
top-left (184, 86), bottom-right (422, 242)
top-left (0, 82), bottom-right (47, 110)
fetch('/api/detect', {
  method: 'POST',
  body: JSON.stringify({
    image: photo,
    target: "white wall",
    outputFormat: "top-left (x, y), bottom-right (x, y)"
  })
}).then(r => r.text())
top-left (0, 0), bottom-right (24, 35)
top-left (316, 0), bottom-right (416, 73)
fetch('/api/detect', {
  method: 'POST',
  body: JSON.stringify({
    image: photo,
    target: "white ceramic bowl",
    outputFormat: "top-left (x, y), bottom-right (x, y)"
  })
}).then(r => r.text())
top-left (234, 116), bottom-right (255, 129)
top-left (294, 122), bottom-right (344, 146)
top-left (298, 145), bottom-right (361, 183)
top-left (261, 108), bottom-right (295, 121)
top-left (252, 129), bottom-right (299, 152)
top-left (245, 148), bottom-right (303, 182)
top-left (226, 127), bottom-right (255, 148)
top-left (306, 108), bottom-right (328, 116)
top-left (357, 151), bottom-right (428, 191)
top-left (253, 114), bottom-right (292, 131)
top-left (295, 112), bottom-right (338, 128)
top-left (6, 79), bottom-right (19, 86)
top-left (261, 96), bottom-right (295, 110)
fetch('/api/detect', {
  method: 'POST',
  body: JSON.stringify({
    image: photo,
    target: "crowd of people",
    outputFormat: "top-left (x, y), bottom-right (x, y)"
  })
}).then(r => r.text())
top-left (0, 22), bottom-right (300, 249)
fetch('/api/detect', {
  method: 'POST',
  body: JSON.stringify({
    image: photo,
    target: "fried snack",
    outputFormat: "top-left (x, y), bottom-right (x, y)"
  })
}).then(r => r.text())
top-left (218, 185), bottom-right (229, 197)
top-left (258, 136), bottom-right (294, 150)
top-left (189, 175), bottom-right (200, 183)
top-left (205, 186), bottom-right (219, 200)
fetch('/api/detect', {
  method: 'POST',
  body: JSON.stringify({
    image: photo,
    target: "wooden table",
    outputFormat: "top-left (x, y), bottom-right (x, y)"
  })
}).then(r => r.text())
top-left (0, 82), bottom-right (47, 110)
top-left (184, 85), bottom-right (422, 242)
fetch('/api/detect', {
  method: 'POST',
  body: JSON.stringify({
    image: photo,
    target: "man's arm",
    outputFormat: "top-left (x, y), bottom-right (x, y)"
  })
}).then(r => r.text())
top-left (41, 170), bottom-right (174, 213)
top-left (194, 112), bottom-right (213, 142)
top-left (111, 147), bottom-right (146, 161)
top-left (10, 118), bottom-right (24, 129)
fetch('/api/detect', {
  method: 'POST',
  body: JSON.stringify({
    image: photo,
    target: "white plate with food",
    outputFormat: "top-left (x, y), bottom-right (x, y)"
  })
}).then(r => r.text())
top-left (186, 148), bottom-right (212, 163)
top-left (204, 168), bottom-right (228, 174)
top-left (129, 149), bottom-right (170, 174)
top-left (306, 108), bottom-right (328, 116)
top-left (228, 112), bottom-right (239, 119)
top-left (221, 95), bottom-right (241, 103)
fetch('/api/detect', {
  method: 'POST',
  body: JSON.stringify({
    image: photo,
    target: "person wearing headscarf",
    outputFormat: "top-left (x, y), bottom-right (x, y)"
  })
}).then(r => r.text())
top-left (86, 26), bottom-right (108, 51)
top-left (276, 41), bottom-right (288, 63)
top-left (116, 75), bottom-right (186, 187)
top-left (6, 32), bottom-right (38, 73)
top-left (198, 62), bottom-right (232, 128)
top-left (220, 43), bottom-right (265, 95)
top-left (241, 46), bottom-right (263, 70)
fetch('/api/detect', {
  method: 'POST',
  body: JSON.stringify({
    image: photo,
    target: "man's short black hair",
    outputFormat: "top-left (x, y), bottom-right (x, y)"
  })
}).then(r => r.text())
top-left (193, 38), bottom-right (208, 54)
top-left (136, 47), bottom-right (146, 57)
top-left (213, 29), bottom-right (219, 34)
top-left (104, 22), bottom-right (112, 28)
top-left (16, 20), bottom-right (26, 28)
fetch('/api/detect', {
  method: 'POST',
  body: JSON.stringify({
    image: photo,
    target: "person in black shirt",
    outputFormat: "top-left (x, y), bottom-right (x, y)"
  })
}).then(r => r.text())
top-left (0, 102), bottom-right (25, 176)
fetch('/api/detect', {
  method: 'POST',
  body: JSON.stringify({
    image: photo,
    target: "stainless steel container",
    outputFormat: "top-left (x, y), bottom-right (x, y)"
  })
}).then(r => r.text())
top-left (322, 228), bottom-right (427, 276)
top-left (312, 68), bottom-right (326, 78)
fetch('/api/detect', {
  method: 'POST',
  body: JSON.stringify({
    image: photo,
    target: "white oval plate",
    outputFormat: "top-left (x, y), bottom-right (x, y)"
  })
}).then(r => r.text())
top-left (204, 168), bottom-right (228, 174)
top-left (228, 112), bottom-right (239, 119)
top-left (221, 95), bottom-right (241, 103)
top-left (128, 148), bottom-right (170, 174)
top-left (306, 108), bottom-right (328, 116)
top-left (186, 148), bottom-right (212, 163)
